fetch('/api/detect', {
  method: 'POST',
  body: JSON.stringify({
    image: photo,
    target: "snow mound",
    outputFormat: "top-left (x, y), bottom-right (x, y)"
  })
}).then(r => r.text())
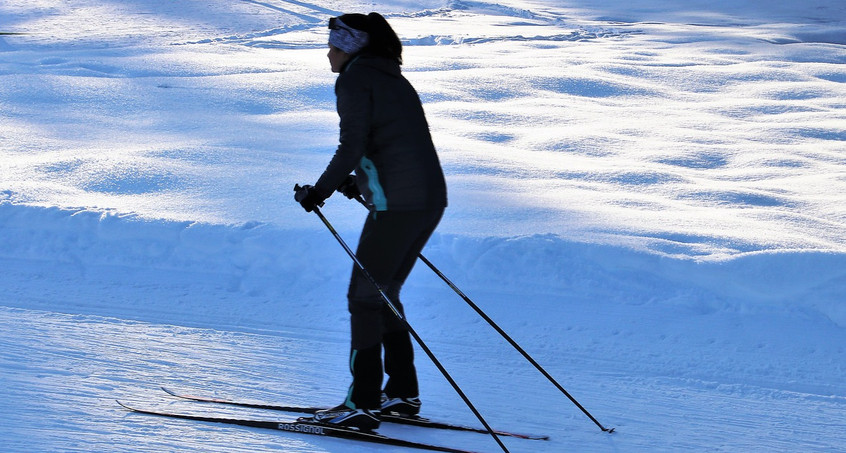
top-left (3, 202), bottom-right (844, 329)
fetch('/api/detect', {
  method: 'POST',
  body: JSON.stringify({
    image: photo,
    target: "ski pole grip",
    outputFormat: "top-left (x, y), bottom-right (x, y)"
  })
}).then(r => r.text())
top-left (293, 184), bottom-right (325, 210)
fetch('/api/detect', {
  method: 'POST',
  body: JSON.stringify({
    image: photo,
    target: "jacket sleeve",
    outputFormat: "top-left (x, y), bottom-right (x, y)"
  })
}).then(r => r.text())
top-left (314, 70), bottom-right (372, 198)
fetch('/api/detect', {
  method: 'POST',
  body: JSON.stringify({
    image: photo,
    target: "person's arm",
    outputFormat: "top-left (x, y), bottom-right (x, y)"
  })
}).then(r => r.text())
top-left (314, 70), bottom-right (372, 198)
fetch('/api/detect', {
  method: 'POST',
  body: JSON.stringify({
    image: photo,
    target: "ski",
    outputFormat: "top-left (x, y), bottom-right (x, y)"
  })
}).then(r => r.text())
top-left (117, 400), bottom-right (478, 453)
top-left (161, 386), bottom-right (320, 413)
top-left (161, 386), bottom-right (549, 441)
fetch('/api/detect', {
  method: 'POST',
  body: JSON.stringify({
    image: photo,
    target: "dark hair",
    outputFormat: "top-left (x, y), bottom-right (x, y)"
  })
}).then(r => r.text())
top-left (333, 13), bottom-right (403, 64)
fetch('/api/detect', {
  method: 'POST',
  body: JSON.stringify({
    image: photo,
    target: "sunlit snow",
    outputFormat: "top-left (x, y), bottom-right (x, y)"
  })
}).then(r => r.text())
top-left (1, 1), bottom-right (845, 452)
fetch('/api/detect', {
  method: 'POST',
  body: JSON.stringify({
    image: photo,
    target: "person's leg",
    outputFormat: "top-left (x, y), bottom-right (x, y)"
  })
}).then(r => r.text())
top-left (346, 213), bottom-right (387, 409)
top-left (382, 328), bottom-right (417, 398)
top-left (313, 213), bottom-right (391, 430)
top-left (381, 208), bottom-right (443, 401)
top-left (347, 209), bottom-right (444, 409)
top-left (346, 212), bottom-right (417, 408)
top-left (344, 342), bottom-right (382, 409)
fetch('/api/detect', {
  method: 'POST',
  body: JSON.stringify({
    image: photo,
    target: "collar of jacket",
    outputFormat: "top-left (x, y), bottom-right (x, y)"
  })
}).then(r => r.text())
top-left (341, 55), bottom-right (401, 77)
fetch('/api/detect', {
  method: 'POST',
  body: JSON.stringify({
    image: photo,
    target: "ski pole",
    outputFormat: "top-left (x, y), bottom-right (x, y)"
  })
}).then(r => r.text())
top-left (295, 186), bottom-right (510, 452)
top-left (350, 194), bottom-right (614, 433)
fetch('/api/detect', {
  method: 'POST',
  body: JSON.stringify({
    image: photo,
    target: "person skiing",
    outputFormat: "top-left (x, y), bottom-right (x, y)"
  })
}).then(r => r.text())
top-left (294, 12), bottom-right (447, 431)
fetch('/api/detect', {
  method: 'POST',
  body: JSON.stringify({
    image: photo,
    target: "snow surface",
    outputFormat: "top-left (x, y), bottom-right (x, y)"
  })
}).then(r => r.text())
top-left (1, 0), bottom-right (845, 452)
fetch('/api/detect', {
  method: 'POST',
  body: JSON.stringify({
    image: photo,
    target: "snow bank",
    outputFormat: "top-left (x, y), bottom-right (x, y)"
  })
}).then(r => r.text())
top-left (3, 201), bottom-right (843, 330)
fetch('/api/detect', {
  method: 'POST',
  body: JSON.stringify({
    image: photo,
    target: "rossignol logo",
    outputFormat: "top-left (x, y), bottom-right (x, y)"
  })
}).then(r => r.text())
top-left (278, 422), bottom-right (325, 434)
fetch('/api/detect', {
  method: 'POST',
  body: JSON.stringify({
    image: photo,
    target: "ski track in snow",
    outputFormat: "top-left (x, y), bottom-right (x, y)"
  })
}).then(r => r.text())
top-left (1, 0), bottom-right (846, 452)
top-left (3, 306), bottom-right (845, 452)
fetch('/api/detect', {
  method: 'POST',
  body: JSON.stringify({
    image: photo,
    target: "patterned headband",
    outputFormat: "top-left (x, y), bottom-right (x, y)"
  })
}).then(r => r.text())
top-left (328, 18), bottom-right (370, 55)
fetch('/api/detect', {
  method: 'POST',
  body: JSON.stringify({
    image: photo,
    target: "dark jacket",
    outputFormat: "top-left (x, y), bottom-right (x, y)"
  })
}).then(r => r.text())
top-left (315, 55), bottom-right (447, 211)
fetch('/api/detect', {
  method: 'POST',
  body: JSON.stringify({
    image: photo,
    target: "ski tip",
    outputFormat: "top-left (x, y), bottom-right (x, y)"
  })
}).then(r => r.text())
top-left (160, 386), bottom-right (178, 396)
top-left (499, 431), bottom-right (550, 440)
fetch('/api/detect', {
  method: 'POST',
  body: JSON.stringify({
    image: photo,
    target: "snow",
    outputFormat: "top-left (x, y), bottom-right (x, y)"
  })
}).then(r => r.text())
top-left (1, 0), bottom-right (845, 452)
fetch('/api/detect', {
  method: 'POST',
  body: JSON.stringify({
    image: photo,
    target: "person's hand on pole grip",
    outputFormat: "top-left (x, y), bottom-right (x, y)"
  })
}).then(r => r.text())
top-left (294, 184), bottom-right (325, 212)
top-left (336, 175), bottom-right (360, 199)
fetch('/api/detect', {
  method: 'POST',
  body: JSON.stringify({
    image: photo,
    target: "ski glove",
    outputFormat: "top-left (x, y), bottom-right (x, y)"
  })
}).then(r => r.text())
top-left (294, 184), bottom-right (325, 212)
top-left (337, 175), bottom-right (361, 199)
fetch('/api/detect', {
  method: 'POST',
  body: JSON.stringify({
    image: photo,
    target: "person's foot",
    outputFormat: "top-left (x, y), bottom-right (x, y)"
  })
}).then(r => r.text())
top-left (381, 395), bottom-right (421, 416)
top-left (313, 404), bottom-right (381, 431)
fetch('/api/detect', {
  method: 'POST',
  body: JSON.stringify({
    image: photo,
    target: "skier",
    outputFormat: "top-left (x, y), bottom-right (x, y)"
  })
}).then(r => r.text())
top-left (294, 13), bottom-right (447, 431)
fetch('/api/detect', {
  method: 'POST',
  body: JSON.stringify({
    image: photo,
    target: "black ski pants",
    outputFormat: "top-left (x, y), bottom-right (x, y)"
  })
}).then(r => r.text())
top-left (344, 208), bottom-right (443, 410)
